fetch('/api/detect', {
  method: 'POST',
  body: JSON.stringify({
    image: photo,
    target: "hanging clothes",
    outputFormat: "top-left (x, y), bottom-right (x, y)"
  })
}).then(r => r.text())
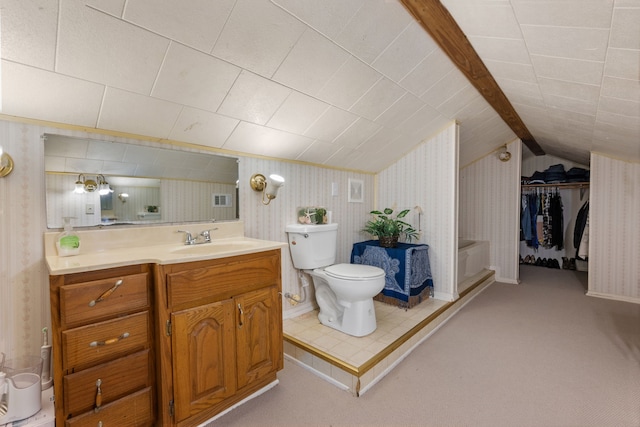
top-left (521, 188), bottom-right (564, 251)
top-left (574, 201), bottom-right (589, 260)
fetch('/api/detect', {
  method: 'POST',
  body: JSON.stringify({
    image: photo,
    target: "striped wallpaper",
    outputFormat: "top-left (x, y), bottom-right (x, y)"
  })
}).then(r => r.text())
top-left (459, 139), bottom-right (522, 283)
top-left (589, 153), bottom-right (640, 303)
top-left (1, 118), bottom-right (638, 363)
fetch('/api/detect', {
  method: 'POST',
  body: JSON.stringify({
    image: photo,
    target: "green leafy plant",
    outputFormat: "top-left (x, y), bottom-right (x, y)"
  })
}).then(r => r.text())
top-left (362, 207), bottom-right (419, 243)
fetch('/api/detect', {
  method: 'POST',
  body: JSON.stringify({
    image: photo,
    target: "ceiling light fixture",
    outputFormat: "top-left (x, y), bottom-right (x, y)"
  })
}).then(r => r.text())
top-left (498, 145), bottom-right (512, 162)
top-left (250, 173), bottom-right (285, 205)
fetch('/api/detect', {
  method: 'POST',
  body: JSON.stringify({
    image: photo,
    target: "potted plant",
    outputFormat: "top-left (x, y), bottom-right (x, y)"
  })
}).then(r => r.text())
top-left (362, 207), bottom-right (419, 248)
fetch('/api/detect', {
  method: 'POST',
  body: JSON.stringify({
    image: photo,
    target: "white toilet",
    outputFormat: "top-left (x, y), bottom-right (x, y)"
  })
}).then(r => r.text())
top-left (285, 223), bottom-right (385, 337)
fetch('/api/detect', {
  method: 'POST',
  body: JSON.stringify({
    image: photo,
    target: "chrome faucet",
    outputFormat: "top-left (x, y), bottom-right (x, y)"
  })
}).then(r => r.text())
top-left (199, 228), bottom-right (218, 243)
top-left (177, 230), bottom-right (197, 245)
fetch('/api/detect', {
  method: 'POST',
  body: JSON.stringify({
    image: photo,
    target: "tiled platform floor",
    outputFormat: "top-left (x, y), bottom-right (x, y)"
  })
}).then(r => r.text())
top-left (283, 269), bottom-right (495, 396)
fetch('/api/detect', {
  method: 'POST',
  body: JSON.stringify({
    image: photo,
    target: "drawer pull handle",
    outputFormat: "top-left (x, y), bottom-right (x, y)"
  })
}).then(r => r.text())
top-left (89, 279), bottom-right (123, 307)
top-left (238, 304), bottom-right (244, 328)
top-left (94, 379), bottom-right (102, 413)
top-left (90, 332), bottom-right (129, 347)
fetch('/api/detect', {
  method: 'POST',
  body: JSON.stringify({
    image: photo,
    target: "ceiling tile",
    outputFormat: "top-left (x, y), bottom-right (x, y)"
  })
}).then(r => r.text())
top-left (86, 0), bottom-right (125, 17)
top-left (598, 97), bottom-right (640, 118)
top-left (374, 93), bottom-right (426, 129)
top-left (152, 43), bottom-right (240, 112)
top-left (610, 8), bottom-right (640, 49)
top-left (267, 92), bottom-right (330, 134)
top-left (597, 110), bottom-right (640, 130)
top-left (521, 26), bottom-right (609, 62)
top-left (537, 78), bottom-right (601, 103)
top-left (272, 0), bottom-right (365, 40)
top-left (601, 76), bottom-right (640, 102)
top-left (211, 0), bottom-right (306, 78)
top-left (2, 61), bottom-right (104, 127)
top-left (468, 36), bottom-right (531, 64)
top-left (217, 71), bottom-right (291, 125)
top-left (399, 48), bottom-right (456, 96)
top-left (604, 48), bottom-right (640, 80)
top-left (333, 118), bottom-right (382, 148)
top-left (317, 56), bottom-right (382, 110)
top-left (371, 21), bottom-right (438, 82)
top-left (223, 122), bottom-right (313, 159)
top-left (498, 79), bottom-right (543, 101)
top-left (122, 0), bottom-right (234, 52)
top-left (441, 0), bottom-right (522, 38)
top-left (272, 29), bottom-right (350, 95)
top-left (86, 140), bottom-right (128, 162)
top-left (57, 1), bottom-right (169, 95)
top-left (169, 108), bottom-right (239, 148)
top-left (349, 78), bottom-right (406, 121)
top-left (543, 94), bottom-right (598, 116)
top-left (530, 55), bottom-right (604, 85)
top-left (98, 88), bottom-right (182, 138)
top-left (483, 60), bottom-right (538, 84)
top-left (335, 0), bottom-right (411, 64)
top-left (511, 0), bottom-right (614, 27)
top-left (1, 0), bottom-right (57, 70)
top-left (295, 140), bottom-right (339, 165)
top-left (303, 106), bottom-right (359, 141)
top-left (437, 85), bottom-right (481, 119)
top-left (420, 71), bottom-right (470, 108)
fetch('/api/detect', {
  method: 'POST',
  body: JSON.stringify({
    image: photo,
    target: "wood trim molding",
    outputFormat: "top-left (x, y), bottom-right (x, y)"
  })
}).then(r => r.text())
top-left (400, 0), bottom-right (545, 155)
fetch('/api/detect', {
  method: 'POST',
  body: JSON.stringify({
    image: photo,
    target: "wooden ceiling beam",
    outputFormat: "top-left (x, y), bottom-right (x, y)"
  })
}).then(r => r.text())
top-left (400, 0), bottom-right (545, 155)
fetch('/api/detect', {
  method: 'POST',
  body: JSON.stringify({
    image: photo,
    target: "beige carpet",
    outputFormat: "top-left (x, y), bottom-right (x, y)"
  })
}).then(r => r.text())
top-left (213, 266), bottom-right (640, 427)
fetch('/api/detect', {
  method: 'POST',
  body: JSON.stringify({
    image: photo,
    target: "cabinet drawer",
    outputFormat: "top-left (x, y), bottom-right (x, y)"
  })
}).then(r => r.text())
top-left (167, 251), bottom-right (280, 308)
top-left (63, 350), bottom-right (151, 416)
top-left (65, 386), bottom-right (154, 427)
top-left (60, 273), bottom-right (149, 328)
top-left (62, 311), bottom-right (150, 372)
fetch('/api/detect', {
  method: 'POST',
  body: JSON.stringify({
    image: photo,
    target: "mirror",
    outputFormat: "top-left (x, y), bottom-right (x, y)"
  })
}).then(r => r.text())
top-left (44, 134), bottom-right (239, 228)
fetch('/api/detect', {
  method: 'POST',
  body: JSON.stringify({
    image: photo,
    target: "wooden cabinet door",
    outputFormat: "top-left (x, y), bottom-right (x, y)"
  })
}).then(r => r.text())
top-left (235, 286), bottom-right (283, 389)
top-left (171, 299), bottom-right (237, 423)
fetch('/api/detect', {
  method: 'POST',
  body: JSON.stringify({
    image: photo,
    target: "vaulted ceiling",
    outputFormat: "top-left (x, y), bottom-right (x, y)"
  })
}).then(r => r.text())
top-left (1, 0), bottom-right (638, 172)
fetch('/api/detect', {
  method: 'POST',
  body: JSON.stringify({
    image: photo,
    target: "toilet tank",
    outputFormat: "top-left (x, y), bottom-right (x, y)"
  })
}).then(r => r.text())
top-left (285, 223), bottom-right (338, 269)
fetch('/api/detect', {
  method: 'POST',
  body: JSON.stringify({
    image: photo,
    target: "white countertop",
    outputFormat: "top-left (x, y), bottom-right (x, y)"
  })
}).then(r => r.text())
top-left (44, 222), bottom-right (286, 275)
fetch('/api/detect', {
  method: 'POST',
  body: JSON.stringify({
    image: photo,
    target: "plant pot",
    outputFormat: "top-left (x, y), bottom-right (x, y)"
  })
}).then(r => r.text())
top-left (379, 235), bottom-right (399, 248)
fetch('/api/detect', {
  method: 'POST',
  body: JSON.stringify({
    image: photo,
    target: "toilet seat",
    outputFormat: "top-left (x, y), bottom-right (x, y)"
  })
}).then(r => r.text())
top-left (325, 263), bottom-right (385, 281)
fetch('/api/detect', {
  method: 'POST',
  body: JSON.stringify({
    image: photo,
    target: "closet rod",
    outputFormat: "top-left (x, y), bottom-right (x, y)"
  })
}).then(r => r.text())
top-left (521, 182), bottom-right (589, 190)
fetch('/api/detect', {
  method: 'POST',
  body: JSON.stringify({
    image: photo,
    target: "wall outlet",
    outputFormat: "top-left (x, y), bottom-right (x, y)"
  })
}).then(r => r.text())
top-left (85, 204), bottom-right (95, 214)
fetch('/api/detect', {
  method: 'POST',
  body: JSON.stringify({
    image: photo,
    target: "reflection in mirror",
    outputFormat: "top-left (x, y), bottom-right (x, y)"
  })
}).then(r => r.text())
top-left (44, 134), bottom-right (239, 228)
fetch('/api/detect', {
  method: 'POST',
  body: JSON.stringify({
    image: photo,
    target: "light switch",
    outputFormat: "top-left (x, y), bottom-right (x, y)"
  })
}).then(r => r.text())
top-left (331, 182), bottom-right (339, 197)
top-left (85, 204), bottom-right (95, 214)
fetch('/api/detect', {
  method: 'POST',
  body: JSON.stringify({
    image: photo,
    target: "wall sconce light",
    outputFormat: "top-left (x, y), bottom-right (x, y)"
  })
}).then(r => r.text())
top-left (0, 145), bottom-right (15, 178)
top-left (118, 193), bottom-right (129, 203)
top-left (74, 174), bottom-right (113, 194)
top-left (250, 173), bottom-right (285, 205)
top-left (97, 175), bottom-right (112, 195)
top-left (498, 145), bottom-right (512, 162)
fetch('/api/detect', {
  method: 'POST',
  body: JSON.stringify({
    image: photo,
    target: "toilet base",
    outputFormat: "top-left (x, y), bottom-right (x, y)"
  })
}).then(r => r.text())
top-left (318, 298), bottom-right (378, 337)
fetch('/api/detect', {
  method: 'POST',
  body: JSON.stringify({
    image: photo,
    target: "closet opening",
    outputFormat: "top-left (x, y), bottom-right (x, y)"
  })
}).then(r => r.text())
top-left (520, 167), bottom-right (590, 279)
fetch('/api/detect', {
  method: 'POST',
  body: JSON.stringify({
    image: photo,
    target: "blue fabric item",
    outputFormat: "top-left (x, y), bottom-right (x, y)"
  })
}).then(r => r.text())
top-left (544, 164), bottom-right (567, 183)
top-left (521, 195), bottom-right (532, 241)
top-left (351, 240), bottom-right (433, 304)
top-left (528, 193), bottom-right (539, 249)
top-left (529, 171), bottom-right (546, 184)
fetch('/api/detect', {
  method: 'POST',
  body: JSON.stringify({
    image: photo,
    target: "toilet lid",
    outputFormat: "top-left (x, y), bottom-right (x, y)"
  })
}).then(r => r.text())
top-left (325, 263), bottom-right (385, 280)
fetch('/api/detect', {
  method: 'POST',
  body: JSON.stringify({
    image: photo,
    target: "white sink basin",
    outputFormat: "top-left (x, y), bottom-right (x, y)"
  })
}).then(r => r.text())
top-left (169, 240), bottom-right (261, 255)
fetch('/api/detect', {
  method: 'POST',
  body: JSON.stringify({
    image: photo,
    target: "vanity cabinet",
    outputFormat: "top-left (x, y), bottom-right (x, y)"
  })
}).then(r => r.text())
top-left (155, 249), bottom-right (283, 426)
top-left (49, 264), bottom-right (155, 427)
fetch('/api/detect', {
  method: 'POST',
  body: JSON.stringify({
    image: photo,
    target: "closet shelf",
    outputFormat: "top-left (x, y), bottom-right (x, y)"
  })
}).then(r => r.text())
top-left (522, 182), bottom-right (589, 190)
